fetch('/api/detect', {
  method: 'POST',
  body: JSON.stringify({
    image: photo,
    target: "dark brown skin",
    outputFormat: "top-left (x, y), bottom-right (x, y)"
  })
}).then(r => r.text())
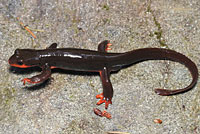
top-left (8, 40), bottom-right (198, 109)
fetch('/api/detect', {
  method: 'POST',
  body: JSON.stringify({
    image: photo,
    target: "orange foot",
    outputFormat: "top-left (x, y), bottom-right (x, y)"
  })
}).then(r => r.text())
top-left (22, 78), bottom-right (32, 85)
top-left (93, 108), bottom-right (112, 119)
top-left (105, 43), bottom-right (112, 51)
top-left (21, 78), bottom-right (39, 85)
top-left (96, 93), bottom-right (112, 109)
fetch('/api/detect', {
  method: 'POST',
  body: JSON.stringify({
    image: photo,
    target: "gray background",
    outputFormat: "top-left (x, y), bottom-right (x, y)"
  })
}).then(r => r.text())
top-left (0, 0), bottom-right (199, 134)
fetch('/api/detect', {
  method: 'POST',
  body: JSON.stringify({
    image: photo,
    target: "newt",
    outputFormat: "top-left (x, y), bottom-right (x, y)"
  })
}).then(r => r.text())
top-left (8, 40), bottom-right (198, 109)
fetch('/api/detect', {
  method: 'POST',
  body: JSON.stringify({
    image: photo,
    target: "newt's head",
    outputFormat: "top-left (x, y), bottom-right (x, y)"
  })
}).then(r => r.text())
top-left (9, 49), bottom-right (40, 68)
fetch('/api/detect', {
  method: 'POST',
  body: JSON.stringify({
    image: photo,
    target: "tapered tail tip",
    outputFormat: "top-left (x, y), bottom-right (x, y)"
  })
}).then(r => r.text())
top-left (155, 89), bottom-right (171, 96)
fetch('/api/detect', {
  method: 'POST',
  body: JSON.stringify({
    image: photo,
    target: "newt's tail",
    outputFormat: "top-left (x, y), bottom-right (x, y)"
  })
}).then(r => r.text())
top-left (117, 48), bottom-right (198, 96)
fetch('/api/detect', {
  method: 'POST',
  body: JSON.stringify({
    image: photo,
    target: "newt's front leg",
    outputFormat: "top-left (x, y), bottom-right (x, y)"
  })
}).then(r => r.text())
top-left (22, 64), bottom-right (51, 85)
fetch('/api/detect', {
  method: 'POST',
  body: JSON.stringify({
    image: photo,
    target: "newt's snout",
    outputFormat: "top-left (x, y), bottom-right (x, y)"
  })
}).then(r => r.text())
top-left (8, 54), bottom-right (31, 68)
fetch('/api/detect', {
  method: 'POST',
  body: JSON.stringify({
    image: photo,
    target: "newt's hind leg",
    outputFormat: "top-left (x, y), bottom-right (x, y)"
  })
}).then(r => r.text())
top-left (96, 40), bottom-right (113, 109)
top-left (96, 67), bottom-right (113, 109)
top-left (98, 40), bottom-right (112, 52)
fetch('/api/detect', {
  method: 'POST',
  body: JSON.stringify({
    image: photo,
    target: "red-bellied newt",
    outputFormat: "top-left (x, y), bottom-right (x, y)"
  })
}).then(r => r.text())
top-left (8, 40), bottom-right (198, 109)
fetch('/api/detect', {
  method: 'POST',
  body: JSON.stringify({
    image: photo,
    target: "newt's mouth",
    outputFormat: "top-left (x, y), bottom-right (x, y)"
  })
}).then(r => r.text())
top-left (9, 63), bottom-right (31, 68)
